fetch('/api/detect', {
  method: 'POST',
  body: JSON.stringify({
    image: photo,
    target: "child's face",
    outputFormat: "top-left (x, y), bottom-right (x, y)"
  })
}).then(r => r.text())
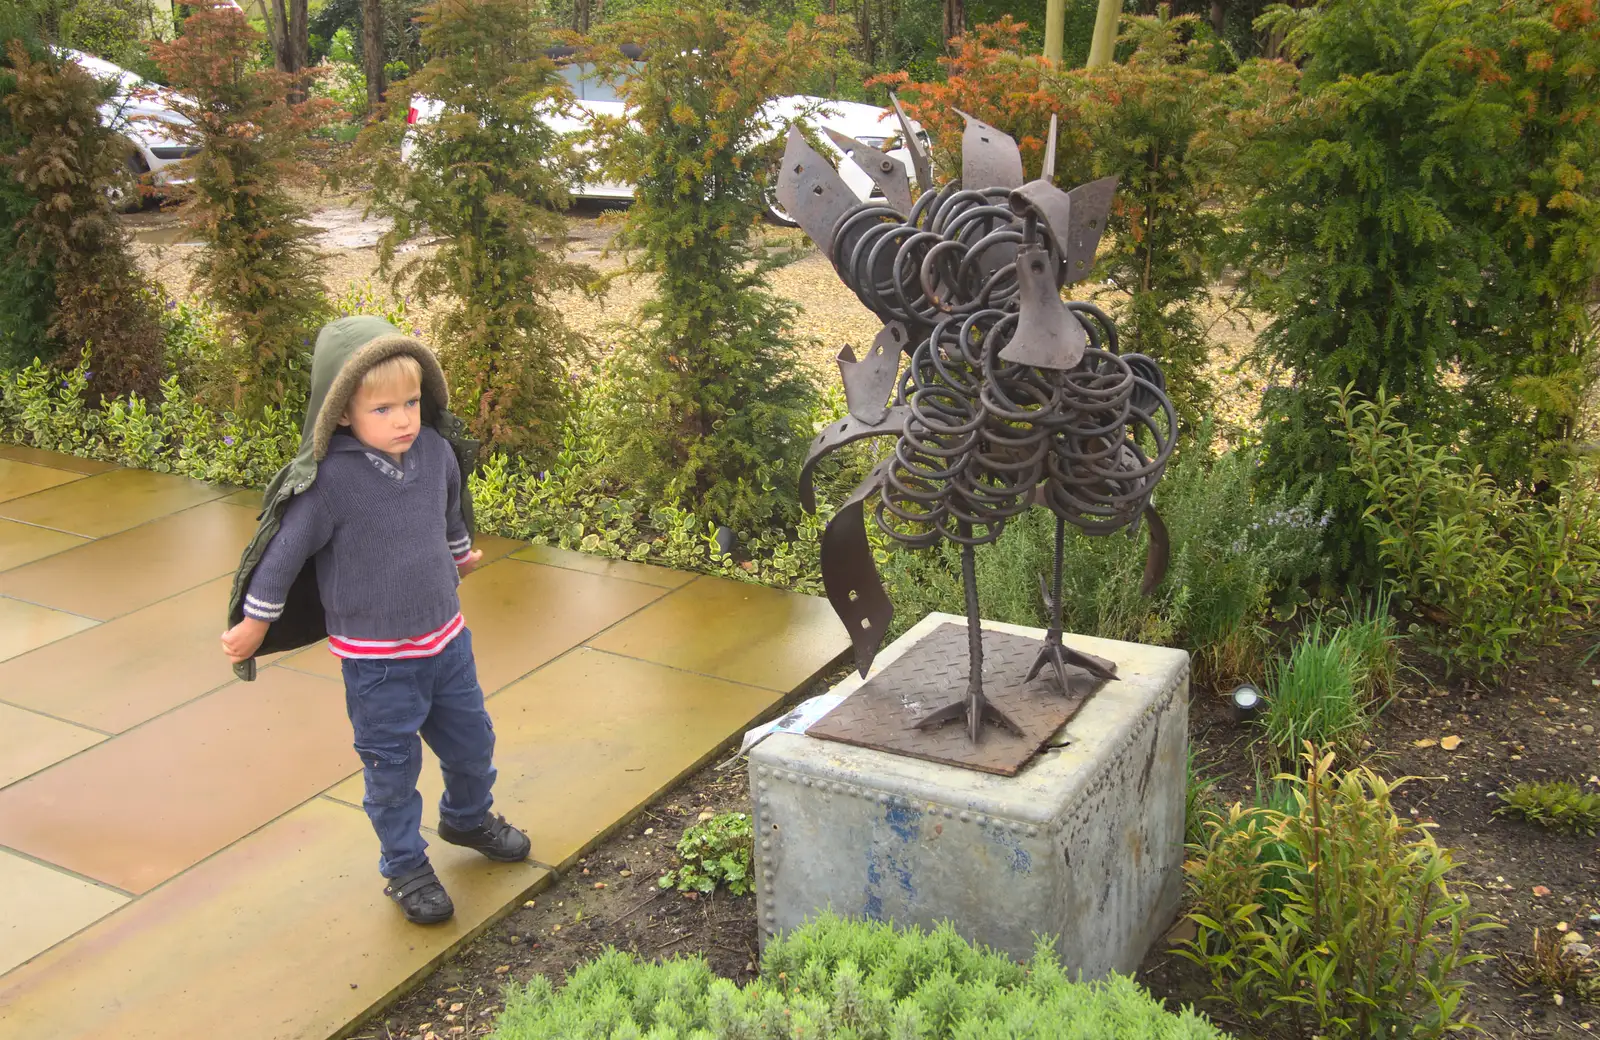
top-left (341, 372), bottom-right (422, 459)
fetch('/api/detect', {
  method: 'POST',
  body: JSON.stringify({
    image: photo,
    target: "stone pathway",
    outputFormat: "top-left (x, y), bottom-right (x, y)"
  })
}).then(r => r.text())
top-left (0, 445), bottom-right (846, 1039)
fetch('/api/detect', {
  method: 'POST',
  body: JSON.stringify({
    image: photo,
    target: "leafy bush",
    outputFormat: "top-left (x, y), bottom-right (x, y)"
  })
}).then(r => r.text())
top-left (657, 811), bottom-right (754, 896)
top-left (1241, 0), bottom-right (1600, 572)
top-left (493, 912), bottom-right (1227, 1038)
top-left (1258, 621), bottom-right (1368, 762)
top-left (1494, 780), bottom-right (1600, 837)
top-left (345, 0), bottom-right (593, 463)
top-left (586, 5), bottom-right (847, 530)
top-left (0, 10), bottom-right (57, 373)
top-left (2, 42), bottom-right (165, 401)
top-left (57, 0), bottom-right (169, 78)
top-left (1180, 750), bottom-right (1496, 1040)
top-left (150, 0), bottom-right (333, 418)
top-left (881, 429), bottom-right (1325, 683)
top-left (1339, 387), bottom-right (1600, 677)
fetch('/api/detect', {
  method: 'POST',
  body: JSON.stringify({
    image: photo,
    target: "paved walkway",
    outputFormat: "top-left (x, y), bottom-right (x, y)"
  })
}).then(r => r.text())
top-left (0, 445), bottom-right (847, 1039)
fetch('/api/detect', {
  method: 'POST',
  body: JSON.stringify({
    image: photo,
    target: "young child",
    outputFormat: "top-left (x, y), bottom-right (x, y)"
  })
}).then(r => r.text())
top-left (221, 316), bottom-right (530, 925)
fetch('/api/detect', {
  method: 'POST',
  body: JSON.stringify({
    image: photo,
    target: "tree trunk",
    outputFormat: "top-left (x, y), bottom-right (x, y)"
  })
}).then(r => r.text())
top-left (941, 0), bottom-right (964, 52)
top-left (363, 0), bottom-right (386, 116)
top-left (572, 0), bottom-right (590, 33)
top-left (1210, 0), bottom-right (1224, 36)
top-left (266, 0), bottom-right (311, 100)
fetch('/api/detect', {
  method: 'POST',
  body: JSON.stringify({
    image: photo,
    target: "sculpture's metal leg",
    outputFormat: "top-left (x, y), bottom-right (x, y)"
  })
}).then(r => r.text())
top-left (913, 531), bottom-right (1026, 740)
top-left (1027, 516), bottom-right (1118, 691)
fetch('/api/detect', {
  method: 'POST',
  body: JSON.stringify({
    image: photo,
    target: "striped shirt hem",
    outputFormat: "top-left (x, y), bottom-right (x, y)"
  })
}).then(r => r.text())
top-left (330, 612), bottom-right (465, 660)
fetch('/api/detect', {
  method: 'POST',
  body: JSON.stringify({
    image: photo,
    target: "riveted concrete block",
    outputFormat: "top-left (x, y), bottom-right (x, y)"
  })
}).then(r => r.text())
top-left (750, 612), bottom-right (1189, 978)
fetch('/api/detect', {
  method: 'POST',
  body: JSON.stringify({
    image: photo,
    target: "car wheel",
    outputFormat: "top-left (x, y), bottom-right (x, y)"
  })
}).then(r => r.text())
top-left (106, 147), bottom-right (149, 214)
top-left (763, 175), bottom-right (800, 228)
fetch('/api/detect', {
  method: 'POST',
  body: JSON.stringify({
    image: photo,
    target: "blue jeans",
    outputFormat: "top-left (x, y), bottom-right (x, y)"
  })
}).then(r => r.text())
top-left (341, 628), bottom-right (496, 879)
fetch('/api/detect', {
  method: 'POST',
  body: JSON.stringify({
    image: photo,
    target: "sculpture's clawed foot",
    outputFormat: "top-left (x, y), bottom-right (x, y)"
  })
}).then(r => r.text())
top-left (911, 690), bottom-right (1026, 741)
top-left (1025, 636), bottom-right (1118, 693)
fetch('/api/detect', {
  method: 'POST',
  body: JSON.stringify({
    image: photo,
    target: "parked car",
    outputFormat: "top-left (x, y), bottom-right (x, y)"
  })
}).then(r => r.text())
top-left (60, 49), bottom-right (199, 209)
top-left (402, 50), bottom-right (927, 226)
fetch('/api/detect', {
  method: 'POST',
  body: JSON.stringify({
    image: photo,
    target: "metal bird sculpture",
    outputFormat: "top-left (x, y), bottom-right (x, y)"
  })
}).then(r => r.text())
top-left (786, 103), bottom-right (1177, 745)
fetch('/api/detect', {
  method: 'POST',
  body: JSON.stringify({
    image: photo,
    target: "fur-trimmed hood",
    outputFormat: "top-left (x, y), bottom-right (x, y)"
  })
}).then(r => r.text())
top-left (302, 317), bottom-right (451, 460)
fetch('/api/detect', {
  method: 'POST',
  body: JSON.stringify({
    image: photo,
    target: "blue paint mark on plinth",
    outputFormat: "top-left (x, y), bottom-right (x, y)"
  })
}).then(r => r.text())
top-left (885, 803), bottom-right (921, 842)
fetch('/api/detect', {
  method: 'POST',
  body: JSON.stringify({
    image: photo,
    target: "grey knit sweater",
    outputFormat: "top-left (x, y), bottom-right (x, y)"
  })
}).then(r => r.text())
top-left (243, 426), bottom-right (473, 640)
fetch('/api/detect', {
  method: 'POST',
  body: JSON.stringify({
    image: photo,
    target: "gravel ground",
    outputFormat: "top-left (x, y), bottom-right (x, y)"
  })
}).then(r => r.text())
top-left (125, 186), bottom-right (1268, 415)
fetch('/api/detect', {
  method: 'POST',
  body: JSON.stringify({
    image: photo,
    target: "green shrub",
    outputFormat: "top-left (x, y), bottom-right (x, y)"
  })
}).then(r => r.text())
top-left (1241, 0), bottom-right (1600, 573)
top-left (345, 0), bottom-right (593, 464)
top-left (587, 5), bottom-right (848, 530)
top-left (880, 429), bottom-right (1326, 684)
top-left (151, 0), bottom-right (333, 418)
top-left (1259, 621), bottom-right (1368, 762)
top-left (492, 912), bottom-right (1227, 1039)
top-left (1338, 387), bottom-right (1600, 677)
top-left (1322, 589), bottom-right (1400, 702)
top-left (657, 811), bottom-right (754, 897)
top-left (57, 0), bottom-right (169, 77)
top-left (0, 10), bottom-right (55, 374)
top-left (2, 41), bottom-right (165, 401)
top-left (1494, 780), bottom-right (1600, 837)
top-left (1180, 750), bottom-right (1496, 1040)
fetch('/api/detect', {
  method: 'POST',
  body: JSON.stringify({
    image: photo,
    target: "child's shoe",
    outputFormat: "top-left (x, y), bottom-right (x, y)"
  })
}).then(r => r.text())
top-left (384, 865), bottom-right (454, 924)
top-left (438, 811), bottom-right (531, 863)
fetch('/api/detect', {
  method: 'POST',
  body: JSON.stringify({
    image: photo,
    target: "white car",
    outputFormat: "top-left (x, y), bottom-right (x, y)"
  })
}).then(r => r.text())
top-left (61, 49), bottom-right (199, 208)
top-left (402, 53), bottom-right (927, 226)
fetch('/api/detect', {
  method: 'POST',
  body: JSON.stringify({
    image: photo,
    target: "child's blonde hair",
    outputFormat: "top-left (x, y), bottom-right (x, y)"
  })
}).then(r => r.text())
top-left (361, 353), bottom-right (423, 397)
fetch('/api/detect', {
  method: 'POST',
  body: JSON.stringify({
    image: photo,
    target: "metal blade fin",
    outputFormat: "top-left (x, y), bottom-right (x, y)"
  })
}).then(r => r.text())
top-left (776, 125), bottom-right (857, 255)
top-left (822, 126), bottom-right (913, 215)
top-left (822, 460), bottom-right (896, 677)
top-left (1009, 178), bottom-right (1074, 260)
top-left (798, 404), bottom-right (911, 514)
top-left (1041, 112), bottom-right (1058, 183)
top-left (954, 108), bottom-right (1025, 189)
top-left (837, 322), bottom-right (909, 425)
top-left (1139, 503), bottom-right (1170, 596)
top-left (998, 244), bottom-right (1087, 370)
top-left (1062, 175), bottom-right (1118, 284)
top-left (889, 92), bottom-right (933, 195)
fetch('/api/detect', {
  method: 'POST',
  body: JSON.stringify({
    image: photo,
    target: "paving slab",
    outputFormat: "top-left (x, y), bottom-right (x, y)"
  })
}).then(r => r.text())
top-left (0, 595), bottom-right (99, 663)
top-left (0, 702), bottom-right (106, 788)
top-left (510, 542), bottom-right (695, 588)
top-left (0, 458), bottom-right (84, 503)
top-left (589, 575), bottom-right (847, 691)
top-left (0, 500), bottom-right (258, 620)
top-left (0, 798), bottom-right (548, 1040)
top-left (0, 576), bottom-right (243, 733)
top-left (0, 517), bottom-right (89, 572)
top-left (328, 645), bottom-right (782, 867)
top-left (0, 467), bottom-right (225, 538)
top-left (0, 850), bottom-right (127, 977)
top-left (0, 667), bottom-right (354, 893)
top-left (0, 444), bottom-right (119, 474)
top-left (282, 557), bottom-right (668, 692)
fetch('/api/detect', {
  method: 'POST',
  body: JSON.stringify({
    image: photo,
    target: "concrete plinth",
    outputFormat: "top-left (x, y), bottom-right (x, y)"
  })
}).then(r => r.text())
top-left (750, 612), bottom-right (1189, 978)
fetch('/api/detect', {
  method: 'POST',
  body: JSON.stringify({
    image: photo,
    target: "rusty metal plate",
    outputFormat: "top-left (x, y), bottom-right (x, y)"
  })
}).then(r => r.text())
top-left (825, 127), bottom-right (913, 215)
top-left (807, 622), bottom-right (1111, 776)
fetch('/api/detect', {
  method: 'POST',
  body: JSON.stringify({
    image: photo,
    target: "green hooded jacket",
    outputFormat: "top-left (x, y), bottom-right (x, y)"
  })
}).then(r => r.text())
top-left (226, 317), bottom-right (479, 681)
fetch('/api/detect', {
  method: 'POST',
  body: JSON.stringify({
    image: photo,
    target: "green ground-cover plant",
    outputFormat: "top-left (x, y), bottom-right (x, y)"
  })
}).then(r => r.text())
top-left (1181, 749), bottom-right (1496, 1040)
top-left (585, 5), bottom-right (848, 530)
top-left (1339, 387), bottom-right (1600, 677)
top-left (1259, 621), bottom-right (1368, 762)
top-left (2, 41), bottom-right (164, 402)
top-left (346, 0), bottom-right (594, 463)
top-left (150, 0), bottom-right (332, 418)
top-left (1494, 780), bottom-right (1600, 837)
top-left (657, 811), bottom-right (754, 896)
top-left (1241, 0), bottom-right (1600, 574)
top-left (492, 912), bottom-right (1227, 1038)
top-left (881, 428), bottom-right (1325, 684)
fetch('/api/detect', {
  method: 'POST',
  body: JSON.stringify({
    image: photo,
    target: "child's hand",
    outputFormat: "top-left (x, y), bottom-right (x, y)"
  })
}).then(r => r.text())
top-left (456, 549), bottom-right (484, 578)
top-left (221, 618), bottom-right (270, 664)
